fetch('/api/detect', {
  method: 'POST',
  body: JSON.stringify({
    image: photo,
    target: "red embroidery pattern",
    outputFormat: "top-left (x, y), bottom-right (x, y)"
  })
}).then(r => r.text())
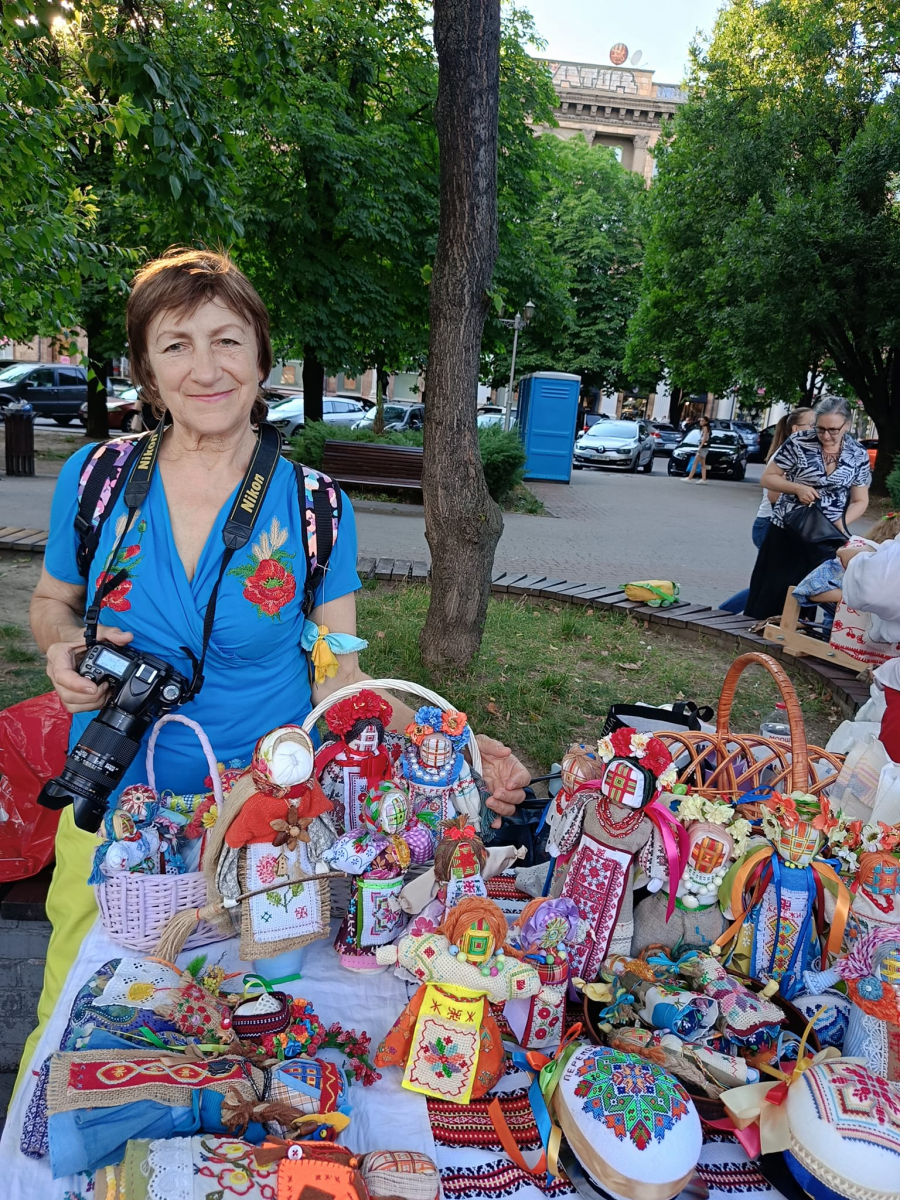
top-left (805, 1060), bottom-right (900, 1153)
top-left (229, 517), bottom-right (297, 620)
top-left (559, 835), bottom-right (632, 979)
top-left (95, 511), bottom-right (147, 613)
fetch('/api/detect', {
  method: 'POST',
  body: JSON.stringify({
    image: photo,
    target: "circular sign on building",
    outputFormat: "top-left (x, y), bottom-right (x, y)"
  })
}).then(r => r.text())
top-left (609, 43), bottom-right (628, 66)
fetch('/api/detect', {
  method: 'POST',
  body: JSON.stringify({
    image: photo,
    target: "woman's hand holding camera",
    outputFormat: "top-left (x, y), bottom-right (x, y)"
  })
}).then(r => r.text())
top-left (46, 625), bottom-right (134, 714)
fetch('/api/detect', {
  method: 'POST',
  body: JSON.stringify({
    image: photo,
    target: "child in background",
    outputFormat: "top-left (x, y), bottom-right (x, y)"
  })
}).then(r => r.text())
top-left (838, 513), bottom-right (900, 762)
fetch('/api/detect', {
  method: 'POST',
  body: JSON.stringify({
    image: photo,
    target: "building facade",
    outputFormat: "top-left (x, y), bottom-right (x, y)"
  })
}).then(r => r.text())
top-left (532, 58), bottom-right (687, 184)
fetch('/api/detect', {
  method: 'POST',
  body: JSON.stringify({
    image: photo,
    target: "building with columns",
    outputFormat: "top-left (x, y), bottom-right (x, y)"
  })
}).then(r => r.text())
top-left (532, 58), bottom-right (687, 184)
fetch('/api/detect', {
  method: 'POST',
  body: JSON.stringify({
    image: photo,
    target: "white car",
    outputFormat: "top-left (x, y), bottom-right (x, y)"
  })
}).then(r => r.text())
top-left (268, 394), bottom-right (371, 438)
top-left (573, 419), bottom-right (655, 472)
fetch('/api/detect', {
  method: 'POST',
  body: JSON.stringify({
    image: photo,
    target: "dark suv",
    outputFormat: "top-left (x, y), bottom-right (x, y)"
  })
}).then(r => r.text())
top-left (0, 361), bottom-right (88, 424)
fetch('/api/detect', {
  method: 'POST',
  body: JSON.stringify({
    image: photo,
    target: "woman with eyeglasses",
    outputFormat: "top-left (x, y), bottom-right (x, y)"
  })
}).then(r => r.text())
top-left (745, 395), bottom-right (870, 619)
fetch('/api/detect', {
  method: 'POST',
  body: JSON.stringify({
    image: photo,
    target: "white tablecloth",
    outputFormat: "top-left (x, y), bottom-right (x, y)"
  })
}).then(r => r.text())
top-left (0, 916), bottom-right (434, 1195)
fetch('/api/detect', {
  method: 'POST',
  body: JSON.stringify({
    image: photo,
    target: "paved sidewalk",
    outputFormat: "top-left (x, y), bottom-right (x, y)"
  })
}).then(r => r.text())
top-left (3, 459), bottom-right (870, 609)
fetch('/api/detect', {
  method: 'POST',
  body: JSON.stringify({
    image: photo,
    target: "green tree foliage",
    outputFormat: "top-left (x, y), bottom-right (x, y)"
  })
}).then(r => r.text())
top-left (627, 0), bottom-right (900, 481)
top-left (508, 135), bottom-right (647, 393)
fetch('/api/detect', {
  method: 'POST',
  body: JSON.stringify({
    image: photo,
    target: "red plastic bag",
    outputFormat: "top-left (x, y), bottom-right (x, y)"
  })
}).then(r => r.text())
top-left (0, 691), bottom-right (71, 881)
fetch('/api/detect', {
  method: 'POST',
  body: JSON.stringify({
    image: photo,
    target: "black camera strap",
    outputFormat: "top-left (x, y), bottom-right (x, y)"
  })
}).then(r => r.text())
top-left (84, 421), bottom-right (283, 701)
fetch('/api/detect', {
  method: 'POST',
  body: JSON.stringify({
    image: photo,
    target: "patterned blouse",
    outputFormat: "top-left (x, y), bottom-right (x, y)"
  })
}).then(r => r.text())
top-left (771, 429), bottom-right (871, 528)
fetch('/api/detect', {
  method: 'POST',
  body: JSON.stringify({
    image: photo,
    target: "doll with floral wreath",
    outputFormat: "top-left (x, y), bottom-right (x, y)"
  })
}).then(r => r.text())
top-left (395, 705), bottom-right (481, 825)
top-left (811, 801), bottom-right (900, 944)
top-left (314, 690), bottom-right (399, 835)
top-left (631, 794), bottom-right (754, 954)
top-left (713, 791), bottom-right (849, 1000)
top-left (519, 727), bottom-right (687, 982)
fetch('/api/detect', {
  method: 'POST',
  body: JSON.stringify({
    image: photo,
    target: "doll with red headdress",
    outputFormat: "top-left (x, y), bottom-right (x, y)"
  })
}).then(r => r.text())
top-left (314, 690), bottom-right (399, 835)
top-left (395, 705), bottom-right (481, 826)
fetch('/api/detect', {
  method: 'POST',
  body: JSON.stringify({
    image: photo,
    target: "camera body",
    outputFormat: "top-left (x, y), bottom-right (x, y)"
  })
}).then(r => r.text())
top-left (38, 641), bottom-right (190, 832)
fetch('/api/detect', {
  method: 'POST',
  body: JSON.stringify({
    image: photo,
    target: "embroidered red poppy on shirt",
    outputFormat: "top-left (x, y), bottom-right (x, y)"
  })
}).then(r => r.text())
top-left (228, 517), bottom-right (297, 620)
top-left (95, 572), bottom-right (133, 612)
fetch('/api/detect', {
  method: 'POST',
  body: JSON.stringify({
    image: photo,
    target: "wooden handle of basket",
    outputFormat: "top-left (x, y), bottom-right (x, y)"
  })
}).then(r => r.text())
top-left (146, 714), bottom-right (226, 808)
top-left (715, 652), bottom-right (809, 790)
top-left (302, 677), bottom-right (482, 775)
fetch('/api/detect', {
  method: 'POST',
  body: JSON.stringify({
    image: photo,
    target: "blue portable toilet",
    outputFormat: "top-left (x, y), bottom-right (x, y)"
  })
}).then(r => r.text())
top-left (516, 371), bottom-right (581, 483)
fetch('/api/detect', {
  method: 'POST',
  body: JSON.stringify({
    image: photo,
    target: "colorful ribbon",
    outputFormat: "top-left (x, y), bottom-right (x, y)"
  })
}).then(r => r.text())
top-left (300, 620), bottom-right (368, 684)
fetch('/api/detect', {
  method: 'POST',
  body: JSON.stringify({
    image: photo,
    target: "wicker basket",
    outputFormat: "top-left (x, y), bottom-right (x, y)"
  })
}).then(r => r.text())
top-left (94, 713), bottom-right (228, 953)
top-left (654, 651), bottom-right (844, 799)
top-left (302, 677), bottom-right (483, 775)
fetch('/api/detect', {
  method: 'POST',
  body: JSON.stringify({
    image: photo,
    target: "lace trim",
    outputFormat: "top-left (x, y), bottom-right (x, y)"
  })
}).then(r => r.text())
top-left (98, 957), bottom-right (183, 1008)
top-left (147, 1136), bottom-right (193, 1200)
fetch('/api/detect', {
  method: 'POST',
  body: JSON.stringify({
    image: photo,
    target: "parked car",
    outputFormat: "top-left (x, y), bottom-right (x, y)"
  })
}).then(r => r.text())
top-left (477, 408), bottom-right (516, 428)
top-left (668, 428), bottom-right (748, 479)
top-left (79, 386), bottom-right (142, 431)
top-left (649, 422), bottom-right (682, 455)
top-left (716, 418), bottom-right (761, 460)
top-left (352, 403), bottom-right (425, 432)
top-left (573, 419), bottom-right (655, 472)
top-left (106, 375), bottom-right (133, 397)
top-left (576, 412), bottom-right (608, 440)
top-left (268, 394), bottom-right (371, 439)
top-left (0, 361), bottom-right (87, 424)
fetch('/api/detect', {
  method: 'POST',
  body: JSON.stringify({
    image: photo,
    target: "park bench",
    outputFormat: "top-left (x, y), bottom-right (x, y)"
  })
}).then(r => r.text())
top-left (322, 439), bottom-right (423, 493)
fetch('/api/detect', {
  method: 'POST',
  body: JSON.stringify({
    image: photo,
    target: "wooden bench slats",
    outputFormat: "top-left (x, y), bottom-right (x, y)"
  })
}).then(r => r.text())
top-left (323, 440), bottom-right (423, 491)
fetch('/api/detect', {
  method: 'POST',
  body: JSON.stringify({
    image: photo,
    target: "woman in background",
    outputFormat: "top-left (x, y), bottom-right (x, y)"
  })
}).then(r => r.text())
top-left (720, 407), bottom-right (814, 614)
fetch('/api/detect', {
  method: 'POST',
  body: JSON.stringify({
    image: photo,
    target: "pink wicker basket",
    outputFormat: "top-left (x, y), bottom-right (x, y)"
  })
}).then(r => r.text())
top-left (94, 713), bottom-right (229, 953)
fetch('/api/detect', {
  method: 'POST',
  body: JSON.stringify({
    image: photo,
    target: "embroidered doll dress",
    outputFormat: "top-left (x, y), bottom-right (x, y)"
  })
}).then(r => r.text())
top-left (23, 441), bottom-right (361, 1087)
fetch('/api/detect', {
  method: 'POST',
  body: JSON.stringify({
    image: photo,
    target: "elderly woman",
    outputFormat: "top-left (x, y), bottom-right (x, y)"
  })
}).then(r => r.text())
top-left (21, 248), bottom-right (529, 1078)
top-left (745, 395), bottom-right (870, 619)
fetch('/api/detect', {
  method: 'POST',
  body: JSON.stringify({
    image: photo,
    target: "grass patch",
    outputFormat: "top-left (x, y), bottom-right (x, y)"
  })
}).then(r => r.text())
top-left (502, 484), bottom-right (545, 514)
top-left (0, 623), bottom-right (47, 711)
top-left (356, 585), bottom-right (840, 774)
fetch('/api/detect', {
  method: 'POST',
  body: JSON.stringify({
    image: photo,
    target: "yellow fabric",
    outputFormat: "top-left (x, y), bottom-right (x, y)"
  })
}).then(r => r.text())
top-left (310, 626), bottom-right (340, 684)
top-left (403, 983), bottom-right (485, 1105)
top-left (13, 807), bottom-right (97, 1096)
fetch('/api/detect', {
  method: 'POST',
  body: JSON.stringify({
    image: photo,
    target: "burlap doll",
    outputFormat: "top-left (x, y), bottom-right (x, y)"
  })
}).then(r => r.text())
top-left (632, 797), bottom-right (754, 954)
top-left (314, 690), bottom-right (398, 835)
top-left (544, 742), bottom-right (602, 857)
top-left (714, 795), bottom-right (849, 1000)
top-left (396, 816), bottom-right (490, 936)
top-left (395, 706), bottom-right (481, 824)
top-left (528, 728), bottom-right (687, 981)
top-left (374, 897), bottom-right (540, 1103)
top-left (203, 726), bottom-right (337, 968)
top-left (324, 781), bottom-right (431, 971)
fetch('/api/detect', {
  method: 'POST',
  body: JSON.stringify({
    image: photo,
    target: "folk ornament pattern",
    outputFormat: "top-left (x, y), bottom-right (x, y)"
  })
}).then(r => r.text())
top-left (572, 1047), bottom-right (691, 1151)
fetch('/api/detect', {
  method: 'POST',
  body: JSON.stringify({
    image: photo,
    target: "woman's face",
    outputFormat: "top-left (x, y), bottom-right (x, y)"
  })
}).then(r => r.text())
top-left (814, 411), bottom-right (848, 447)
top-left (146, 298), bottom-right (261, 438)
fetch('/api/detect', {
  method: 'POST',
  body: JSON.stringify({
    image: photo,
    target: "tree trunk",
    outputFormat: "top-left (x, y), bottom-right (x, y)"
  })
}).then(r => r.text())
top-left (84, 312), bottom-right (110, 441)
top-left (373, 359), bottom-right (386, 436)
top-left (420, 0), bottom-right (503, 670)
top-left (668, 386), bottom-right (685, 429)
top-left (302, 350), bottom-right (325, 424)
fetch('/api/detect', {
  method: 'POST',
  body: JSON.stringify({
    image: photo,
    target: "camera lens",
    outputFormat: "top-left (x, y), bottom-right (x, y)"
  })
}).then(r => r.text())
top-left (38, 713), bottom-right (147, 832)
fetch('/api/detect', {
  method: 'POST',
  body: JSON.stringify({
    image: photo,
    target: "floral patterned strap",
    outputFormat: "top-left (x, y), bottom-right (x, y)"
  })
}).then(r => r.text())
top-left (74, 434), bottom-right (147, 579)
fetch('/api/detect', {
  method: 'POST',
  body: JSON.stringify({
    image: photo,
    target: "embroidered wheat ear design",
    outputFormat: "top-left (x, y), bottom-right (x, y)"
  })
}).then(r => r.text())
top-left (114, 509), bottom-right (142, 539)
top-left (253, 530), bottom-right (272, 561)
top-left (269, 517), bottom-right (288, 550)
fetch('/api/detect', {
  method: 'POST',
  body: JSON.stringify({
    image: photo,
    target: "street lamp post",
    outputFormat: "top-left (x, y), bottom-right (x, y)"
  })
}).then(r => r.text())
top-left (499, 301), bottom-right (535, 431)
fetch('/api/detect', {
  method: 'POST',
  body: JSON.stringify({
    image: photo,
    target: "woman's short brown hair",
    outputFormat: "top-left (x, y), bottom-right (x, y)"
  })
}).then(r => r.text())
top-left (126, 248), bottom-right (272, 423)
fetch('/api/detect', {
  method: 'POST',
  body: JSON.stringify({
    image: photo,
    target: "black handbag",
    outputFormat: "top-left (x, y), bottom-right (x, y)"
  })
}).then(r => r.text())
top-left (782, 501), bottom-right (847, 552)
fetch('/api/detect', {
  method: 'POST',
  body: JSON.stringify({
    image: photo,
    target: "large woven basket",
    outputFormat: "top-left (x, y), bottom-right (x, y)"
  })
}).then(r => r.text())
top-left (94, 713), bottom-right (228, 953)
top-left (654, 651), bottom-right (844, 799)
top-left (302, 677), bottom-right (483, 774)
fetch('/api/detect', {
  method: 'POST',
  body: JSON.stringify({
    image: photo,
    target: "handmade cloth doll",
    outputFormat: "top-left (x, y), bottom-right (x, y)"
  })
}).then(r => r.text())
top-left (715, 795), bottom-right (849, 1000)
top-left (374, 897), bottom-right (540, 1103)
top-left (632, 797), bottom-right (753, 954)
top-left (315, 690), bottom-right (398, 834)
top-left (161, 726), bottom-right (338, 968)
top-left (396, 816), bottom-right (490, 934)
top-left (804, 928), bottom-right (900, 1079)
top-left (45, 1050), bottom-right (271, 1177)
top-left (544, 742), bottom-right (602, 858)
top-left (525, 728), bottom-right (687, 981)
top-left (88, 793), bottom-right (184, 883)
top-left (682, 953), bottom-right (785, 1051)
top-left (395, 705), bottom-right (481, 825)
top-left (325, 782), bottom-right (429, 971)
top-left (505, 896), bottom-right (580, 1050)
top-left (847, 847), bottom-right (900, 944)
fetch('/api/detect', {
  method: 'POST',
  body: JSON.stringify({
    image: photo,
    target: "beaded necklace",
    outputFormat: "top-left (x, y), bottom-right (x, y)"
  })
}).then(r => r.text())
top-left (594, 794), bottom-right (644, 837)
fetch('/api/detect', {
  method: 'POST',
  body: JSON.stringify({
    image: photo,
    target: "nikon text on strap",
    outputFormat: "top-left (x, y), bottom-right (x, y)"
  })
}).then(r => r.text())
top-left (83, 421), bottom-right (283, 700)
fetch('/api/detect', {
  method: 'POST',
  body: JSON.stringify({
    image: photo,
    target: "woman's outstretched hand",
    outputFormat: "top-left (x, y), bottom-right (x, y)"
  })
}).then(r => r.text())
top-left (475, 734), bottom-right (531, 828)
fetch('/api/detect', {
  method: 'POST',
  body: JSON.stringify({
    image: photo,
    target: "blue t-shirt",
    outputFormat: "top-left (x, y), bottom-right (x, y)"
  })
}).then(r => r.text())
top-left (45, 441), bottom-right (361, 799)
